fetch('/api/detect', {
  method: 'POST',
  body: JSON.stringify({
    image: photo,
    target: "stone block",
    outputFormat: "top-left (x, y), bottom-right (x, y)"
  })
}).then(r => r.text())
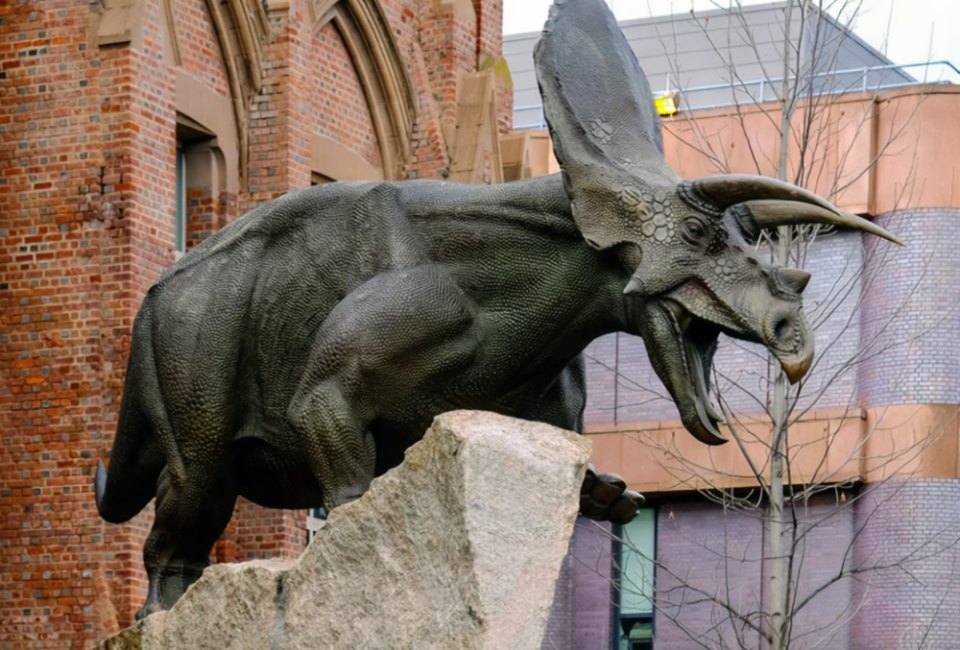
top-left (99, 410), bottom-right (590, 649)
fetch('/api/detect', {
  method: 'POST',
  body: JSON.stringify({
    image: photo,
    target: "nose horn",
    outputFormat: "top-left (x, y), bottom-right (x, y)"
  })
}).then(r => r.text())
top-left (778, 268), bottom-right (811, 294)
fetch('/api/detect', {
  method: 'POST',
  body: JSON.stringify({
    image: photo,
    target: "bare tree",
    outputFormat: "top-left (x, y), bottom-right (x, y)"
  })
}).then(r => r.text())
top-left (590, 2), bottom-right (960, 648)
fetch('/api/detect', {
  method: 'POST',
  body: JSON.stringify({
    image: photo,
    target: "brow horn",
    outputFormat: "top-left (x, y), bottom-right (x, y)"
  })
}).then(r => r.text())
top-left (679, 175), bottom-right (841, 213)
top-left (728, 200), bottom-right (904, 246)
top-left (679, 174), bottom-right (903, 245)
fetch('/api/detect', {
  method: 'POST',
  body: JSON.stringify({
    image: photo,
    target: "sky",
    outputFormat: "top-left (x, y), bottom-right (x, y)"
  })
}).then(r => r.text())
top-left (503, 1), bottom-right (960, 75)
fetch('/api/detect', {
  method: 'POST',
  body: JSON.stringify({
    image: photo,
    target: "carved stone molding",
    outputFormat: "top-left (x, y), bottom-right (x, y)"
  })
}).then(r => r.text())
top-left (89, 0), bottom-right (144, 49)
top-left (311, 133), bottom-right (384, 182)
top-left (309, 0), bottom-right (416, 179)
top-left (201, 0), bottom-right (271, 184)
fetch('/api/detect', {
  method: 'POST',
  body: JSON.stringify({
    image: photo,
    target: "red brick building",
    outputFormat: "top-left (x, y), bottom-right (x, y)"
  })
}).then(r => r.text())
top-left (507, 7), bottom-right (960, 645)
top-left (0, 0), bottom-right (513, 645)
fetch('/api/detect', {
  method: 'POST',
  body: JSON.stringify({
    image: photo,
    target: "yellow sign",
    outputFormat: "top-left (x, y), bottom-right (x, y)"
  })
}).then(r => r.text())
top-left (654, 93), bottom-right (680, 116)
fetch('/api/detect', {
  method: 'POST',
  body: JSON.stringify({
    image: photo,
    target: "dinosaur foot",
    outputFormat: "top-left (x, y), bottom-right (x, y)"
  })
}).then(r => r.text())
top-left (579, 464), bottom-right (644, 525)
top-left (135, 600), bottom-right (165, 621)
top-left (136, 561), bottom-right (208, 620)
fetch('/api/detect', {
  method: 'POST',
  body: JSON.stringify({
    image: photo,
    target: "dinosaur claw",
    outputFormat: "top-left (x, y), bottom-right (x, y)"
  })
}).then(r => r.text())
top-left (579, 469), bottom-right (644, 524)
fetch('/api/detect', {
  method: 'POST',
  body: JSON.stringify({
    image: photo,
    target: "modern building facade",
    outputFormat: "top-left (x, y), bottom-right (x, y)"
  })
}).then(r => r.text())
top-left (543, 85), bottom-right (960, 649)
top-left (505, 4), bottom-right (960, 649)
top-left (505, 1), bottom-right (918, 129)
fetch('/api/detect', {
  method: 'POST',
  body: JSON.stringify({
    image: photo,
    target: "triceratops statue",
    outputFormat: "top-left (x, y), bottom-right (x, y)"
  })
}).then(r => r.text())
top-left (95, 0), bottom-right (899, 617)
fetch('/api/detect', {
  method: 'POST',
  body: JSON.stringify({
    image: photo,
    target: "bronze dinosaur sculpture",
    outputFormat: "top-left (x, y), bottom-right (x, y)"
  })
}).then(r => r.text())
top-left (95, 0), bottom-right (900, 617)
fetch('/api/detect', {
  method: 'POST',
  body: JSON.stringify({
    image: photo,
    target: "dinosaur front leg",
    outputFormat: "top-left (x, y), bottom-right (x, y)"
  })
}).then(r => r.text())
top-left (287, 266), bottom-right (479, 511)
top-left (287, 378), bottom-right (376, 510)
top-left (579, 464), bottom-right (644, 525)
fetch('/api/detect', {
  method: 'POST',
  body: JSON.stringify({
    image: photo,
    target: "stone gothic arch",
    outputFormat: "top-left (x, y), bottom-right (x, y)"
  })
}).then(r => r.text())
top-left (195, 0), bottom-right (269, 184)
top-left (140, 0), bottom-right (269, 184)
top-left (308, 0), bottom-right (416, 179)
top-left (171, 0), bottom-right (416, 181)
top-left (97, 0), bottom-right (414, 181)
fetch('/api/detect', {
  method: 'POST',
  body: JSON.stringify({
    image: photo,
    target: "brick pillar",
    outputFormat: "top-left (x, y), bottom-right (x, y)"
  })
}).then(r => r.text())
top-left (243, 5), bottom-right (296, 208)
top-left (419, 0), bottom-right (478, 138)
top-left (473, 0), bottom-right (501, 61)
top-left (473, 0), bottom-right (512, 133)
top-left (0, 0), bottom-right (178, 641)
top-left (223, 3), bottom-right (314, 560)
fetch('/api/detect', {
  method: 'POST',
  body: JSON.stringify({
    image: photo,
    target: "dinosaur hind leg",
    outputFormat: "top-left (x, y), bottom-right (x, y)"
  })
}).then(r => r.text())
top-left (138, 465), bottom-right (238, 619)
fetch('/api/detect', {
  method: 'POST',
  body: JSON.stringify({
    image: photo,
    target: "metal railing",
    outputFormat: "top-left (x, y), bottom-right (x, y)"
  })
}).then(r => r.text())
top-left (513, 60), bottom-right (960, 129)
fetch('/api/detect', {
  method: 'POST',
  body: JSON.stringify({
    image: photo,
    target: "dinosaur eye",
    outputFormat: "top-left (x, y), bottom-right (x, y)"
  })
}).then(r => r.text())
top-left (682, 218), bottom-right (707, 244)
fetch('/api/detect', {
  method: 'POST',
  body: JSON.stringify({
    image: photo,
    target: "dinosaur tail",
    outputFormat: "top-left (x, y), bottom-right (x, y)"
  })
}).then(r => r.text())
top-left (94, 458), bottom-right (137, 524)
top-left (95, 388), bottom-right (165, 523)
top-left (95, 455), bottom-right (159, 524)
top-left (95, 308), bottom-right (167, 524)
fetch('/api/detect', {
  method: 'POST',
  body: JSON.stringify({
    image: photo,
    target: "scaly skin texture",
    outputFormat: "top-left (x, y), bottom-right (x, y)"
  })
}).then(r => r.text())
top-left (107, 176), bottom-right (621, 508)
top-left (95, 0), bottom-right (897, 617)
top-left (99, 176), bottom-right (641, 616)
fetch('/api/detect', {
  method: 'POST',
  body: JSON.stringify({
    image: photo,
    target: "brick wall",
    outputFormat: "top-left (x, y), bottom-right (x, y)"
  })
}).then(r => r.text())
top-left (173, 0), bottom-right (230, 96)
top-left (184, 185), bottom-right (235, 251)
top-left (0, 0), bottom-right (507, 645)
top-left (245, 6), bottom-right (296, 203)
top-left (418, 1), bottom-right (479, 141)
top-left (0, 0), bottom-right (176, 642)
top-left (106, 0), bottom-right (179, 626)
top-left (306, 22), bottom-right (383, 170)
top-left (397, 0), bottom-right (457, 179)
top-left (472, 0), bottom-right (512, 134)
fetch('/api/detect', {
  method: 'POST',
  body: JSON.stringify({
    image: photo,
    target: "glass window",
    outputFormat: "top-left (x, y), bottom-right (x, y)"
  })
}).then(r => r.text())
top-left (306, 506), bottom-right (327, 543)
top-left (175, 145), bottom-right (186, 256)
top-left (617, 507), bottom-right (655, 650)
top-left (174, 115), bottom-right (217, 254)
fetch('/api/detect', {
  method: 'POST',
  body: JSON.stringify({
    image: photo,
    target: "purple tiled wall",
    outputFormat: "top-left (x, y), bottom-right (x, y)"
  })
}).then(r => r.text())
top-left (654, 492), bottom-right (858, 649)
top-left (850, 479), bottom-right (960, 648)
top-left (858, 209), bottom-right (960, 407)
top-left (542, 519), bottom-right (616, 650)
top-left (563, 210), bottom-right (960, 649)
top-left (653, 498), bottom-right (765, 649)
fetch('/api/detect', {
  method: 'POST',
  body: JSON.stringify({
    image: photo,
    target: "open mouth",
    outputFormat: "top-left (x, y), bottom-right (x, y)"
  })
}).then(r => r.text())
top-left (631, 294), bottom-right (728, 445)
top-left (663, 300), bottom-right (726, 444)
top-left (630, 278), bottom-right (815, 445)
top-left (632, 280), bottom-right (813, 445)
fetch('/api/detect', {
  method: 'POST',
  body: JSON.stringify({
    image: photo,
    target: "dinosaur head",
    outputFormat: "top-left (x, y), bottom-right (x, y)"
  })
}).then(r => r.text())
top-left (534, 0), bottom-right (901, 444)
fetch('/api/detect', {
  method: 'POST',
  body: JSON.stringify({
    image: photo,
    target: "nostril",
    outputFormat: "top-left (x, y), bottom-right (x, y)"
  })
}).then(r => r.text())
top-left (773, 316), bottom-right (794, 343)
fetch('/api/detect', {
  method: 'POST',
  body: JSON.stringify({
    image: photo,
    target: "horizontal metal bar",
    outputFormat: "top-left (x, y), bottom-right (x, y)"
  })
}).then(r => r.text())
top-left (512, 60), bottom-right (959, 128)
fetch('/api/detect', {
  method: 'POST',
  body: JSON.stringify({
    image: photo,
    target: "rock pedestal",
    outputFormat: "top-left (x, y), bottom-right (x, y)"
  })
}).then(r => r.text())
top-left (100, 410), bottom-right (590, 649)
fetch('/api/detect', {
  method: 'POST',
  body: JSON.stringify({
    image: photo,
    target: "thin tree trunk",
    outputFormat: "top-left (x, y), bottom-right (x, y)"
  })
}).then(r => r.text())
top-left (767, 2), bottom-right (805, 648)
